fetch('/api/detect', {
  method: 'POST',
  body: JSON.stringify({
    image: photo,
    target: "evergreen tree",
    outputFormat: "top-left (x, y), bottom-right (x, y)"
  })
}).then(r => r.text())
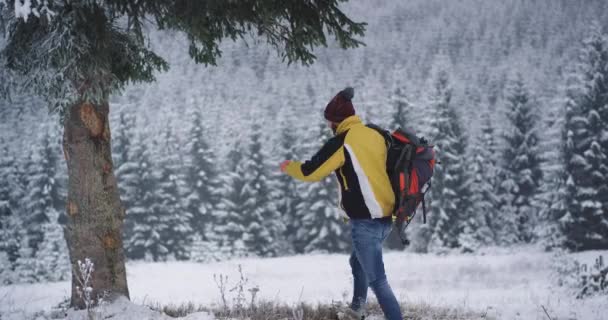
top-left (294, 121), bottom-right (350, 253)
top-left (0, 250), bottom-right (9, 284)
top-left (122, 135), bottom-right (162, 260)
top-left (189, 233), bottom-right (225, 263)
top-left (536, 95), bottom-right (568, 250)
top-left (183, 106), bottom-right (222, 261)
top-left (13, 235), bottom-right (36, 282)
top-left (268, 111), bottom-right (301, 254)
top-left (112, 110), bottom-right (135, 168)
top-left (226, 139), bottom-right (245, 173)
top-left (561, 23), bottom-right (608, 250)
top-left (0, 142), bottom-right (23, 268)
top-left (32, 207), bottom-right (70, 282)
top-left (215, 169), bottom-right (250, 258)
top-left (0, 205), bottom-right (21, 284)
top-left (427, 64), bottom-right (472, 250)
top-left (496, 75), bottom-right (543, 244)
top-left (11, 124), bottom-right (66, 282)
top-left (240, 122), bottom-right (287, 257)
top-left (215, 136), bottom-right (249, 258)
top-left (389, 87), bottom-right (414, 129)
top-left (460, 106), bottom-right (498, 251)
top-left (1, 0), bottom-right (364, 306)
top-left (151, 124), bottom-right (192, 260)
top-left (112, 109), bottom-right (137, 202)
top-left (22, 128), bottom-right (63, 256)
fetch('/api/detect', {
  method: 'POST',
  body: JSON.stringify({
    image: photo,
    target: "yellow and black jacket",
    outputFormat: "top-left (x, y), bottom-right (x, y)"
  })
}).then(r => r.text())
top-left (284, 115), bottom-right (395, 219)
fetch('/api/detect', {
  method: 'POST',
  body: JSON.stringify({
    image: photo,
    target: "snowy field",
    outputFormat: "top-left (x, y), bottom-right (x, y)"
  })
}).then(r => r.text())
top-left (0, 246), bottom-right (606, 320)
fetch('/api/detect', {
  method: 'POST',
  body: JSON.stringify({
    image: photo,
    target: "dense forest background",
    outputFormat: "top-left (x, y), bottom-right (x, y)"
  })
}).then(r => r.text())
top-left (1, 0), bottom-right (608, 284)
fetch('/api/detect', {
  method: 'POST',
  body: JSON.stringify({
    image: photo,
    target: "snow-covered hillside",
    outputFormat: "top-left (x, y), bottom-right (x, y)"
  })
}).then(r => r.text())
top-left (1, 247), bottom-right (606, 320)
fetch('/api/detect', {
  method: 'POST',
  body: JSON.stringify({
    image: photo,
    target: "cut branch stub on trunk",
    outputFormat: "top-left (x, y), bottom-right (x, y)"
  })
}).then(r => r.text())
top-left (79, 102), bottom-right (104, 138)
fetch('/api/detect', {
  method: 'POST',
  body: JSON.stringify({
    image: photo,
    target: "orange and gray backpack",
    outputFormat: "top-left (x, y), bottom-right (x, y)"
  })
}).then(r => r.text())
top-left (368, 124), bottom-right (437, 245)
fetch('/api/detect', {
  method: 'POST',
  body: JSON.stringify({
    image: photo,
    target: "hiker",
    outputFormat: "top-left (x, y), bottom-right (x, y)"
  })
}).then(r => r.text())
top-left (280, 87), bottom-right (402, 320)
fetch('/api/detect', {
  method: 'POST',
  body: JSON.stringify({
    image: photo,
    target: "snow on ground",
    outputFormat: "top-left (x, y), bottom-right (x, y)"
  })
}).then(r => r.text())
top-left (0, 246), bottom-right (606, 320)
top-left (62, 296), bottom-right (214, 320)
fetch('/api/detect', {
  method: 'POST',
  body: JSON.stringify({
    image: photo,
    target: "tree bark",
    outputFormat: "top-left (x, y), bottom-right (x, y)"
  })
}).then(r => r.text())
top-left (62, 100), bottom-right (129, 308)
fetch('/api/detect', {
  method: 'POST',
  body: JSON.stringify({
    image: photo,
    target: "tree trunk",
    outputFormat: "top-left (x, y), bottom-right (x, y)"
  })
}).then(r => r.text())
top-left (62, 100), bottom-right (129, 308)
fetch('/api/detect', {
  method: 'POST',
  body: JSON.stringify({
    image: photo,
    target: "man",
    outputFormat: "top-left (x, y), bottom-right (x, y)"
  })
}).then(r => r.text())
top-left (280, 87), bottom-right (402, 320)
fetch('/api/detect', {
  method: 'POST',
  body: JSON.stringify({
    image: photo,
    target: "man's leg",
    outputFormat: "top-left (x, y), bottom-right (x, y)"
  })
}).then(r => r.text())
top-left (349, 252), bottom-right (368, 312)
top-left (351, 219), bottom-right (402, 320)
top-left (369, 277), bottom-right (401, 320)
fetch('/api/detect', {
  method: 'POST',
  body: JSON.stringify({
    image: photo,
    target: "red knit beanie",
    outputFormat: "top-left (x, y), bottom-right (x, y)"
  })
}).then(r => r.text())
top-left (324, 87), bottom-right (355, 123)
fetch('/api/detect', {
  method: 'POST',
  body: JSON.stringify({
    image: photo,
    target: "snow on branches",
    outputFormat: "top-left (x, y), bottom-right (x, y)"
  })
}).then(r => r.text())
top-left (4, 0), bottom-right (55, 22)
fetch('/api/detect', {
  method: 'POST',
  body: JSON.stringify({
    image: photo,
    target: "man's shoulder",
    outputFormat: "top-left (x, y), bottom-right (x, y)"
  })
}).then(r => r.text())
top-left (347, 123), bottom-right (386, 140)
top-left (322, 131), bottom-right (347, 150)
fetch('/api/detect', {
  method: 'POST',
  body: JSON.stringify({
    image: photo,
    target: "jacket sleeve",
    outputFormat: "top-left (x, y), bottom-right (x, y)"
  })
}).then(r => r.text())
top-left (285, 134), bottom-right (346, 182)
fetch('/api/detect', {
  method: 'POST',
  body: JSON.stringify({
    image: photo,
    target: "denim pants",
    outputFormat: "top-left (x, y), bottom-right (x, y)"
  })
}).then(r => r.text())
top-left (350, 218), bottom-right (402, 320)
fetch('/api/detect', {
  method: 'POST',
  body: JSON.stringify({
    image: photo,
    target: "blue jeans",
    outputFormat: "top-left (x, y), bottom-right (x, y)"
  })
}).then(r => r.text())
top-left (350, 218), bottom-right (402, 320)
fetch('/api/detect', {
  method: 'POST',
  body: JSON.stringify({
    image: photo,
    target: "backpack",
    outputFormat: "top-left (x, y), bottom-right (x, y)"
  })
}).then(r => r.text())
top-left (367, 124), bottom-right (437, 245)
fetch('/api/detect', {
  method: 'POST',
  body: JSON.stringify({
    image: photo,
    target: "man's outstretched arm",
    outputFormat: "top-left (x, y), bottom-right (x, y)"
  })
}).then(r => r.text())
top-left (282, 134), bottom-right (346, 182)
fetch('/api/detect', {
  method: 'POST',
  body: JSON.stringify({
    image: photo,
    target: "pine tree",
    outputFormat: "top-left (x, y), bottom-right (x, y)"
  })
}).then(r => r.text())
top-left (427, 65), bottom-right (472, 250)
top-left (536, 95), bottom-right (568, 250)
top-left (151, 124), bottom-right (192, 260)
top-left (268, 111), bottom-right (301, 254)
top-left (21, 128), bottom-right (63, 256)
top-left (112, 109), bottom-right (137, 202)
top-left (0, 249), bottom-right (9, 284)
top-left (294, 121), bottom-right (350, 253)
top-left (12, 125), bottom-right (66, 283)
top-left (215, 170), bottom-right (250, 258)
top-left (1, 0), bottom-right (364, 306)
top-left (496, 75), bottom-right (543, 244)
top-left (226, 139), bottom-right (245, 173)
top-left (240, 122), bottom-right (287, 257)
top-left (460, 107), bottom-right (498, 251)
top-left (189, 233), bottom-right (226, 263)
top-left (0, 142), bottom-right (23, 269)
top-left (13, 236), bottom-right (36, 282)
top-left (33, 207), bottom-right (70, 282)
top-left (389, 87), bottom-right (414, 129)
top-left (183, 106), bottom-right (222, 261)
top-left (0, 201), bottom-right (21, 284)
top-left (214, 136), bottom-right (250, 258)
top-left (122, 135), bottom-right (162, 260)
top-left (561, 23), bottom-right (608, 250)
top-left (112, 110), bottom-right (135, 168)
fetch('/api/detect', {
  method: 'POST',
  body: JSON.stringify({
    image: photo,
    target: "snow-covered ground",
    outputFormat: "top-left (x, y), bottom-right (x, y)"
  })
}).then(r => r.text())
top-left (1, 246), bottom-right (606, 320)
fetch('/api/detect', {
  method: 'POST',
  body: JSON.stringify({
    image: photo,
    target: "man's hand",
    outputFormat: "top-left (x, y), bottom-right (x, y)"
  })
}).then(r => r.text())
top-left (280, 160), bottom-right (291, 173)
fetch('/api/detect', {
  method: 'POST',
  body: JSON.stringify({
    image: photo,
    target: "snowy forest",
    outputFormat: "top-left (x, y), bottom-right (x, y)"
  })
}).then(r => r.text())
top-left (1, 0), bottom-right (608, 288)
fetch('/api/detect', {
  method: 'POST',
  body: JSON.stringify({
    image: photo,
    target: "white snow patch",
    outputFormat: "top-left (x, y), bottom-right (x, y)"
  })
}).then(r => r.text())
top-left (63, 296), bottom-right (213, 320)
top-left (1, 247), bottom-right (606, 319)
top-left (13, 0), bottom-right (32, 22)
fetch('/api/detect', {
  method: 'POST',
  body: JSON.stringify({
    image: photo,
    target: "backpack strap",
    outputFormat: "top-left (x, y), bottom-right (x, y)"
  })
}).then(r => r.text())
top-left (420, 181), bottom-right (431, 224)
top-left (395, 180), bottom-right (432, 244)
